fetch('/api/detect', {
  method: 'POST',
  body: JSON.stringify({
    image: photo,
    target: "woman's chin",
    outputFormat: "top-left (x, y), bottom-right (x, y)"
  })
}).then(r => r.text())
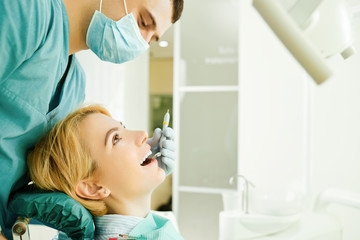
top-left (157, 166), bottom-right (166, 183)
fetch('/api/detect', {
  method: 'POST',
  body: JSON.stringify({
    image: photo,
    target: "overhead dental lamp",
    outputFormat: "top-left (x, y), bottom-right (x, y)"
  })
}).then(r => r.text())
top-left (253, 0), bottom-right (355, 84)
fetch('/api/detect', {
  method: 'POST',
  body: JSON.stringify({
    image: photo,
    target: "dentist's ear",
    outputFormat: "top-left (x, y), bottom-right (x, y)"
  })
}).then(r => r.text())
top-left (75, 180), bottom-right (110, 199)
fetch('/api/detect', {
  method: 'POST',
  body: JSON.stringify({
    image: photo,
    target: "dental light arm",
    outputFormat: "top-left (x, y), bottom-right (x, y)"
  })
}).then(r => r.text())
top-left (253, 0), bottom-right (355, 85)
top-left (314, 188), bottom-right (360, 212)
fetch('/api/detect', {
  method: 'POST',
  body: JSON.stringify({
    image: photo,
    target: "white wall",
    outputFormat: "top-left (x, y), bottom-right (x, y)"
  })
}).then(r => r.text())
top-left (239, 0), bottom-right (309, 214)
top-left (77, 49), bottom-right (149, 131)
top-left (122, 51), bottom-right (150, 131)
top-left (311, 39), bottom-right (360, 239)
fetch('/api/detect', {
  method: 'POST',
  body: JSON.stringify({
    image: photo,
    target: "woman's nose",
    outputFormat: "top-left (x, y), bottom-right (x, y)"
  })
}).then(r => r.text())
top-left (136, 130), bottom-right (148, 146)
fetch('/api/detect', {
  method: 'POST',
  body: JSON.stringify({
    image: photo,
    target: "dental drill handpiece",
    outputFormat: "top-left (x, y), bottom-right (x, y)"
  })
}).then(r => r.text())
top-left (154, 109), bottom-right (170, 159)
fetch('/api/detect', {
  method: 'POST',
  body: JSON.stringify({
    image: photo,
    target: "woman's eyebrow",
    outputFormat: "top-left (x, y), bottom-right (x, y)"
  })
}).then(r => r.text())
top-left (119, 121), bottom-right (126, 128)
top-left (105, 127), bottom-right (119, 146)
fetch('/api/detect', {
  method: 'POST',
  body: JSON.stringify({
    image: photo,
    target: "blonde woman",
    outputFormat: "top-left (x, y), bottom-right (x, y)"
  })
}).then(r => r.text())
top-left (28, 105), bottom-right (182, 240)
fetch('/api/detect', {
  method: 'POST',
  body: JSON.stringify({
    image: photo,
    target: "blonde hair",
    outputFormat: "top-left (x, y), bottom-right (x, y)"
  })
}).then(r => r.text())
top-left (28, 105), bottom-right (111, 216)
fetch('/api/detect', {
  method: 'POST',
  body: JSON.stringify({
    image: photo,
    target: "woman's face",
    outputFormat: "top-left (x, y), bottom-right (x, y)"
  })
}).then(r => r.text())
top-left (78, 113), bottom-right (165, 199)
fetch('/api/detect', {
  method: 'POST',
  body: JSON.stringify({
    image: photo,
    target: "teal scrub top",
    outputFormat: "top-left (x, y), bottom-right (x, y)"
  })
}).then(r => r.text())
top-left (0, 0), bottom-right (86, 237)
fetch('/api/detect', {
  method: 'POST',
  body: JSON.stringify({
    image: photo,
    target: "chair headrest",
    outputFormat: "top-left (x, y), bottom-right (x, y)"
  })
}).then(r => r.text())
top-left (8, 188), bottom-right (94, 240)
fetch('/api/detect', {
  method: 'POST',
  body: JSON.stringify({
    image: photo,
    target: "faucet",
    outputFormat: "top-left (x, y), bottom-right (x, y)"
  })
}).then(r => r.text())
top-left (229, 174), bottom-right (255, 214)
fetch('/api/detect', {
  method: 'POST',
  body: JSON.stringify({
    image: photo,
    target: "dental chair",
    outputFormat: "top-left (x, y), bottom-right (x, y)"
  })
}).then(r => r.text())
top-left (8, 186), bottom-right (94, 240)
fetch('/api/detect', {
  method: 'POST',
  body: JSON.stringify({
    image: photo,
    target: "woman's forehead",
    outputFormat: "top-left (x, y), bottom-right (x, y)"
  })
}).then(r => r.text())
top-left (79, 113), bottom-right (117, 138)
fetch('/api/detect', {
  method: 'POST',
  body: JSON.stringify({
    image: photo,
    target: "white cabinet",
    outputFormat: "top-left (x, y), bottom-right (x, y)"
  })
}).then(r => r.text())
top-left (173, 0), bottom-right (308, 239)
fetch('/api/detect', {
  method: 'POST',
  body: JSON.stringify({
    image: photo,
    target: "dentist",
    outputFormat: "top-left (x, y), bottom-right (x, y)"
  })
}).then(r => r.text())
top-left (0, 0), bottom-right (183, 238)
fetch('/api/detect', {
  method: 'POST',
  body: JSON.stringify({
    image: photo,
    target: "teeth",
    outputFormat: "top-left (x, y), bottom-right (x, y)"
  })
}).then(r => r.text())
top-left (140, 150), bottom-right (152, 165)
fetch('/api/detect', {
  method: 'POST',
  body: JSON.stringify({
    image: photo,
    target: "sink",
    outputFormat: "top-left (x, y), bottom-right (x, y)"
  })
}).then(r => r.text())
top-left (219, 211), bottom-right (301, 239)
top-left (219, 211), bottom-right (342, 240)
top-left (220, 176), bottom-right (305, 239)
top-left (234, 212), bottom-right (300, 233)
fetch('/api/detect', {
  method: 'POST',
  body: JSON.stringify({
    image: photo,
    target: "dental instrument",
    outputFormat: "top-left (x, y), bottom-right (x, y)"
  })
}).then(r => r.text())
top-left (154, 109), bottom-right (170, 159)
top-left (153, 152), bottom-right (162, 158)
top-left (109, 234), bottom-right (136, 239)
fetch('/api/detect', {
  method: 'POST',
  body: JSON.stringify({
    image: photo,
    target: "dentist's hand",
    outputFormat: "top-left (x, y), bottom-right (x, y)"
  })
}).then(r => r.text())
top-left (147, 127), bottom-right (175, 175)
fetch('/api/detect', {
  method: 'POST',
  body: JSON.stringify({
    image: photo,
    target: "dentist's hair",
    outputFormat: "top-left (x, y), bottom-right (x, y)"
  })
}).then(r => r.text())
top-left (172, 0), bottom-right (184, 24)
top-left (27, 105), bottom-right (111, 216)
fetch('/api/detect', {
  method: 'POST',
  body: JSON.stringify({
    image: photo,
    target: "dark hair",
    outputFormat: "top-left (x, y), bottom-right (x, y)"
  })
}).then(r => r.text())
top-left (171, 0), bottom-right (184, 23)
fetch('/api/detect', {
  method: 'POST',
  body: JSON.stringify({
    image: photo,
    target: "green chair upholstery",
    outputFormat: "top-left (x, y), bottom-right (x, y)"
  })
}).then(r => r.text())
top-left (8, 188), bottom-right (94, 240)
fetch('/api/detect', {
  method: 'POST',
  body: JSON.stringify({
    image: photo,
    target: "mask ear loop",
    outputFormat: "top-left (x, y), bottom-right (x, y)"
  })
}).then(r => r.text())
top-left (123, 0), bottom-right (129, 15)
top-left (99, 0), bottom-right (103, 12)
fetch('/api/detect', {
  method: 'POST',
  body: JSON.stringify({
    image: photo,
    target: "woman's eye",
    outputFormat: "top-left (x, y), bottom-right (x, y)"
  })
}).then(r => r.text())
top-left (113, 134), bottom-right (121, 145)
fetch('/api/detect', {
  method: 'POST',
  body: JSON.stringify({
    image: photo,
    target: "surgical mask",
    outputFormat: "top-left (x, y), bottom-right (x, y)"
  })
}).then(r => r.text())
top-left (86, 0), bottom-right (149, 63)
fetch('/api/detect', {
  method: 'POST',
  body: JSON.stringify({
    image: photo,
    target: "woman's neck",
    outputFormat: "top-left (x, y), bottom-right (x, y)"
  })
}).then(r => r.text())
top-left (105, 194), bottom-right (152, 218)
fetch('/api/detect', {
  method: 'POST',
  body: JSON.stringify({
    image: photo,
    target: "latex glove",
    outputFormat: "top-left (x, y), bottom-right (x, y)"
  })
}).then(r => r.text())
top-left (147, 127), bottom-right (175, 175)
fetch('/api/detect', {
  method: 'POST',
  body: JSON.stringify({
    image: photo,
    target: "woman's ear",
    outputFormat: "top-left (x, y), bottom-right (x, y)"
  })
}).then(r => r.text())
top-left (75, 180), bottom-right (110, 200)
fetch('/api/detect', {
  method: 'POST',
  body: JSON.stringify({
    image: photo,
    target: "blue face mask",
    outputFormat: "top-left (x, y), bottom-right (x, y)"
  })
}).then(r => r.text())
top-left (86, 0), bottom-right (149, 64)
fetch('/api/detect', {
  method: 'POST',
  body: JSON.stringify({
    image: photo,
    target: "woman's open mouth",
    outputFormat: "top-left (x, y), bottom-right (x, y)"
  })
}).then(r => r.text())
top-left (140, 150), bottom-right (156, 166)
top-left (141, 157), bottom-right (155, 166)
